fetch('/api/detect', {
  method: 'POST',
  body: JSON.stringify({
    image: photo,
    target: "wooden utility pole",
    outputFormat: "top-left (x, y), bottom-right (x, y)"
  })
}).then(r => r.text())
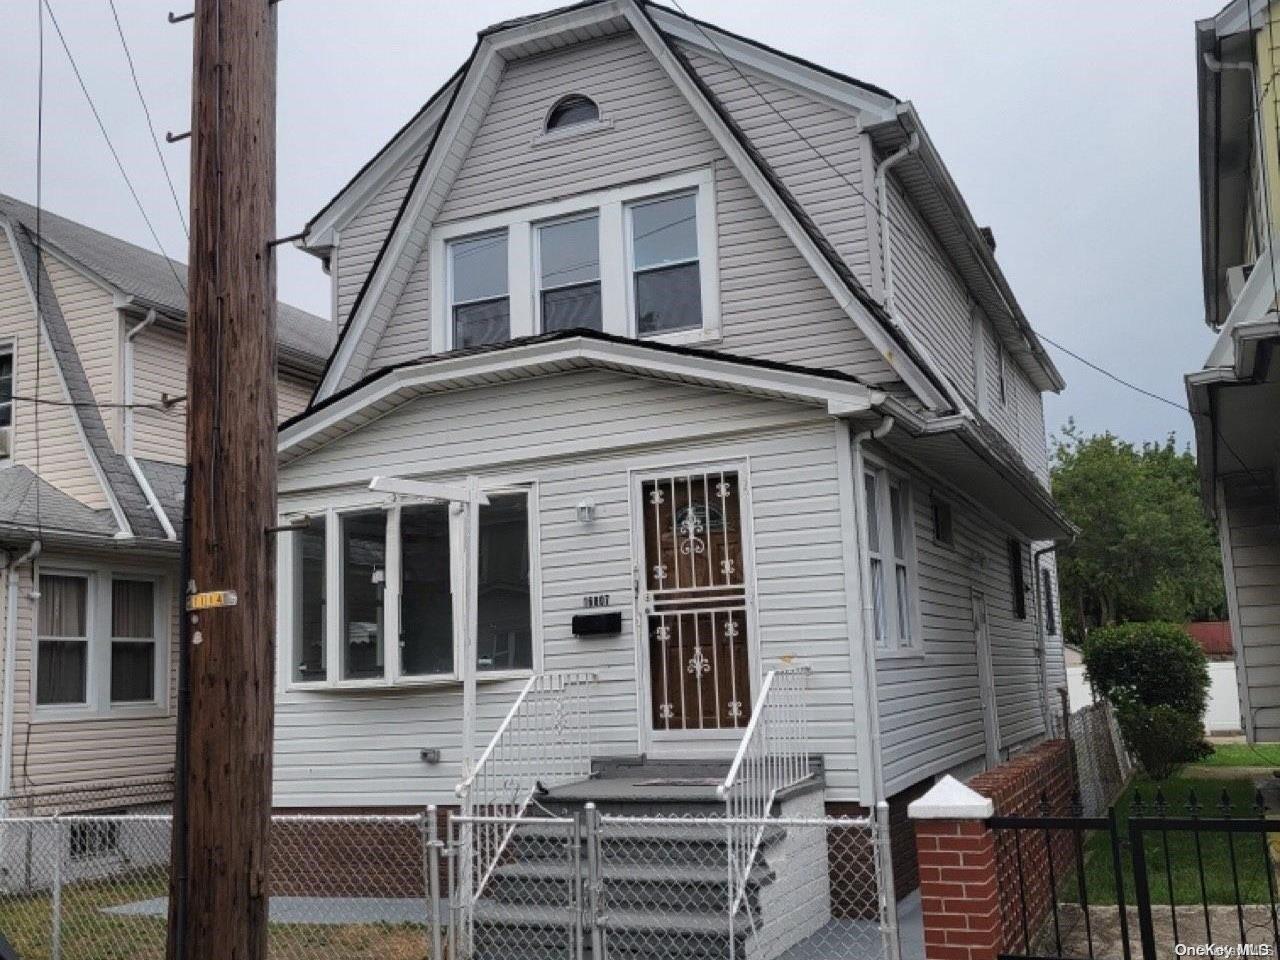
top-left (167, 0), bottom-right (278, 957)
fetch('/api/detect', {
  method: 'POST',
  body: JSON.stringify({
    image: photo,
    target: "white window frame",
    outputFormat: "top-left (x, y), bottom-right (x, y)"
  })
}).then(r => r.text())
top-left (0, 337), bottom-right (15, 466)
top-left (32, 563), bottom-right (169, 722)
top-left (280, 480), bottom-right (542, 692)
top-left (430, 167), bottom-right (720, 352)
top-left (446, 228), bottom-right (513, 350)
top-left (624, 189), bottom-right (708, 343)
top-left (107, 575), bottom-right (164, 706)
top-left (863, 459), bottom-right (922, 656)
top-left (533, 210), bottom-right (603, 335)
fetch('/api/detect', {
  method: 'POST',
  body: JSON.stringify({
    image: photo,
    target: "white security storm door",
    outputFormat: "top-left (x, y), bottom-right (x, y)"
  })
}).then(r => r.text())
top-left (971, 589), bottom-right (1001, 767)
top-left (634, 466), bottom-right (755, 750)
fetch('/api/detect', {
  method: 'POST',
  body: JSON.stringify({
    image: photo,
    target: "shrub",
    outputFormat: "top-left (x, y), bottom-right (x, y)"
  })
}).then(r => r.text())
top-left (1083, 621), bottom-right (1211, 778)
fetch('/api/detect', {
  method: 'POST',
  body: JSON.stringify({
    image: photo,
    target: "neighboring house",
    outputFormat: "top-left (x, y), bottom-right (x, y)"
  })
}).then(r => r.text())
top-left (275, 0), bottom-right (1070, 897)
top-left (0, 193), bottom-right (333, 812)
top-left (1188, 0), bottom-right (1280, 742)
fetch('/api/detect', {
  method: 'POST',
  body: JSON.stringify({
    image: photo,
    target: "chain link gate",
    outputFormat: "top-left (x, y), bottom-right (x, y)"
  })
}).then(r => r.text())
top-left (439, 807), bottom-right (897, 960)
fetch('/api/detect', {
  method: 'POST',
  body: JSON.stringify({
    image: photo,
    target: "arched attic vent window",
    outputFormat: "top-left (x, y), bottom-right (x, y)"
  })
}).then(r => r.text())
top-left (546, 94), bottom-right (599, 132)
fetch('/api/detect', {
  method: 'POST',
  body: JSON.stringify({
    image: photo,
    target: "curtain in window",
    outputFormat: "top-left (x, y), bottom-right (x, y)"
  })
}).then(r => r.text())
top-left (111, 580), bottom-right (154, 638)
top-left (110, 643), bottom-right (155, 702)
top-left (40, 575), bottom-right (87, 637)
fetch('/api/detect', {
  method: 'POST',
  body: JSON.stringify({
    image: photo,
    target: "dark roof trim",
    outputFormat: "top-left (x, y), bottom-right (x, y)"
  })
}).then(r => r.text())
top-left (285, 326), bottom-right (871, 433)
top-left (308, 43), bottom-right (480, 404)
top-left (9, 225), bottom-right (167, 539)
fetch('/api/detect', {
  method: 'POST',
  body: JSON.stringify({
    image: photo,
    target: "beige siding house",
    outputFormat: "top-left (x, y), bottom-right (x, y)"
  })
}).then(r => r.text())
top-left (277, 0), bottom-right (1071, 848)
top-left (0, 193), bottom-right (331, 812)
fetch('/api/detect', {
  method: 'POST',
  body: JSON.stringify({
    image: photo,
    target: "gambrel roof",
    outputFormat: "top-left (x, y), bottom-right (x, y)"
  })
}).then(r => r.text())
top-left (301, 0), bottom-right (1062, 408)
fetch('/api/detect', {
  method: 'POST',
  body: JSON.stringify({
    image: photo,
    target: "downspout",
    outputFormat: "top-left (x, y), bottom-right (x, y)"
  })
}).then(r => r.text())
top-left (851, 415), bottom-right (895, 806)
top-left (1, 540), bottom-right (42, 815)
top-left (875, 135), bottom-right (976, 420)
top-left (122, 310), bottom-right (177, 540)
top-left (1031, 542), bottom-right (1059, 735)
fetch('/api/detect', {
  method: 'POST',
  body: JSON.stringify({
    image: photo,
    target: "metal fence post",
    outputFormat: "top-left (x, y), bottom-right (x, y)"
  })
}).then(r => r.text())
top-left (1129, 814), bottom-right (1156, 960)
top-left (425, 806), bottom-right (443, 960)
top-left (571, 811), bottom-right (583, 960)
top-left (51, 816), bottom-right (62, 960)
top-left (585, 803), bottom-right (603, 960)
top-left (875, 801), bottom-right (901, 960)
top-left (447, 815), bottom-right (460, 960)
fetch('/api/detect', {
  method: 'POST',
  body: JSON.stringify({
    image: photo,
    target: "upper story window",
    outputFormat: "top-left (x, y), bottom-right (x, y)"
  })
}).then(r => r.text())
top-left (997, 343), bottom-right (1008, 406)
top-left (1041, 567), bottom-right (1057, 635)
top-left (865, 463), bottom-right (920, 654)
top-left (449, 231), bottom-right (510, 348)
top-left (0, 343), bottom-right (13, 461)
top-left (285, 486), bottom-right (537, 690)
top-left (35, 567), bottom-right (167, 717)
top-left (1009, 538), bottom-right (1028, 619)
top-left (546, 94), bottom-right (599, 132)
top-left (628, 192), bottom-right (702, 336)
top-left (537, 213), bottom-right (601, 332)
top-left (431, 168), bottom-right (720, 352)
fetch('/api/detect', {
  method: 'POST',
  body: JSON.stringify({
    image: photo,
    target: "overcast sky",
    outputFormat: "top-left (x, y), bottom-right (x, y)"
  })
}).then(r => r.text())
top-left (0, 1), bottom-right (1226, 450)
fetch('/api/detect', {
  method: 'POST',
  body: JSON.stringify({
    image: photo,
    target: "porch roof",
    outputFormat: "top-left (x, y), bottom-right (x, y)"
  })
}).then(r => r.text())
top-left (278, 329), bottom-right (884, 464)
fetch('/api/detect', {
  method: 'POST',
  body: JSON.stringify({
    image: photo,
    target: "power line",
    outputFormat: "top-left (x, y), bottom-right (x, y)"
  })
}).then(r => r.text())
top-left (11, 393), bottom-right (184, 412)
top-left (105, 0), bottom-right (189, 238)
top-left (33, 0), bottom-right (44, 538)
top-left (1036, 332), bottom-right (1187, 413)
top-left (40, 0), bottom-right (187, 297)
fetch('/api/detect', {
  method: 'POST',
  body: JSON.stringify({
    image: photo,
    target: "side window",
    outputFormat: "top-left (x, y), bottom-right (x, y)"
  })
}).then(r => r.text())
top-left (865, 466), bottom-right (920, 653)
top-left (931, 496), bottom-right (954, 546)
top-left (997, 344), bottom-right (1008, 406)
top-left (1042, 567), bottom-right (1057, 635)
top-left (0, 343), bottom-right (13, 461)
top-left (1009, 539), bottom-right (1027, 619)
top-left (449, 231), bottom-right (510, 348)
top-left (628, 192), bottom-right (702, 336)
top-left (292, 516), bottom-right (327, 683)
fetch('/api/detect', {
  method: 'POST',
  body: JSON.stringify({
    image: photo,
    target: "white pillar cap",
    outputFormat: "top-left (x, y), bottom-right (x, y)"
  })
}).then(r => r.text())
top-left (907, 775), bottom-right (994, 820)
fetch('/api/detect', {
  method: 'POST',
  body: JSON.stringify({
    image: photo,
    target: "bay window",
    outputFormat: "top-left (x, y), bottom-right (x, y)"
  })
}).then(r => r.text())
top-left (449, 231), bottom-right (510, 348)
top-left (537, 214), bottom-right (601, 333)
top-left (35, 567), bottom-right (167, 715)
top-left (628, 192), bottom-right (702, 336)
top-left (864, 465), bottom-right (920, 654)
top-left (285, 486), bottom-right (537, 688)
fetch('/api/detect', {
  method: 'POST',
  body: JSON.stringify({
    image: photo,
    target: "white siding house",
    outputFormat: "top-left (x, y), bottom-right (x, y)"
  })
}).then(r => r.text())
top-left (281, 0), bottom-right (1070, 822)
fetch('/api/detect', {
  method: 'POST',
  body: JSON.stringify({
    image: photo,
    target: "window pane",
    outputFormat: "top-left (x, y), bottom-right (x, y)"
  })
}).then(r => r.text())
top-left (895, 564), bottom-right (912, 642)
top-left (400, 504), bottom-right (453, 676)
top-left (295, 517), bottom-right (327, 683)
top-left (0, 349), bottom-right (11, 427)
top-left (632, 193), bottom-right (697, 269)
top-left (889, 483), bottom-right (907, 561)
top-left (863, 474), bottom-right (880, 554)
top-left (343, 511), bottom-right (386, 680)
top-left (111, 641), bottom-right (155, 702)
top-left (111, 580), bottom-right (154, 639)
top-left (453, 299), bottom-right (510, 348)
top-left (541, 283), bottom-right (602, 332)
top-left (477, 493), bottom-right (532, 672)
top-left (540, 216), bottom-right (599, 288)
top-left (39, 575), bottom-right (87, 637)
top-left (635, 262), bottom-right (701, 336)
top-left (37, 641), bottom-right (86, 705)
top-left (547, 95), bottom-right (599, 130)
top-left (869, 558), bottom-right (886, 646)
top-left (450, 232), bottom-right (508, 304)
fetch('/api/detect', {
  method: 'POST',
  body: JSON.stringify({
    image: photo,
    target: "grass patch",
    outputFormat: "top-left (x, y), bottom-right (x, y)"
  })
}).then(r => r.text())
top-left (0, 876), bottom-right (429, 959)
top-left (1198, 743), bottom-right (1280, 768)
top-left (1067, 775), bottom-right (1275, 906)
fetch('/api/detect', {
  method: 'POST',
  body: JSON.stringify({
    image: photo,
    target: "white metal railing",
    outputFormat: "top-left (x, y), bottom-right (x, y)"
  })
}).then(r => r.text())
top-left (718, 665), bottom-right (812, 935)
top-left (453, 670), bottom-right (596, 944)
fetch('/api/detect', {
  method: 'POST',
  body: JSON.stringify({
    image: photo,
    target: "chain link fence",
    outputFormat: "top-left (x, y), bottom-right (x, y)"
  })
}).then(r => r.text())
top-left (1069, 700), bottom-right (1134, 816)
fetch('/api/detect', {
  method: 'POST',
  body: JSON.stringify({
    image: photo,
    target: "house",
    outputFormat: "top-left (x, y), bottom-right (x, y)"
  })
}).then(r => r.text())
top-left (0, 193), bottom-right (333, 814)
top-left (1187, 0), bottom-right (1280, 742)
top-left (275, 0), bottom-right (1071, 910)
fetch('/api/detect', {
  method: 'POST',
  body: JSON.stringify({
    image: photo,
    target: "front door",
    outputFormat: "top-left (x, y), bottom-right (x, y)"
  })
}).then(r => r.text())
top-left (634, 465), bottom-right (754, 752)
top-left (971, 590), bottom-right (1001, 767)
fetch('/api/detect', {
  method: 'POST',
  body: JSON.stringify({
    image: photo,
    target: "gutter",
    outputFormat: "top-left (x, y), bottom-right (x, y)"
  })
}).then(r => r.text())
top-left (874, 135), bottom-right (974, 420)
top-left (1, 540), bottom-right (41, 813)
top-left (850, 415), bottom-right (895, 806)
top-left (122, 311), bottom-right (178, 541)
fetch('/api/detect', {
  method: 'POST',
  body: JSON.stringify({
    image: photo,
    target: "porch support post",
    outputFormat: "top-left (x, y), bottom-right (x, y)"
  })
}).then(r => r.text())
top-left (908, 776), bottom-right (999, 960)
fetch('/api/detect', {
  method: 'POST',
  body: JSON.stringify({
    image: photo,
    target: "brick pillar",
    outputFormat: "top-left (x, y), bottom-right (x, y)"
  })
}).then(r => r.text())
top-left (909, 775), bottom-right (999, 960)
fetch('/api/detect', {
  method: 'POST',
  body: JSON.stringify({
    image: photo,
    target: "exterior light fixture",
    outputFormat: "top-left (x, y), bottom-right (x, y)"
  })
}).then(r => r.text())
top-left (576, 500), bottom-right (596, 524)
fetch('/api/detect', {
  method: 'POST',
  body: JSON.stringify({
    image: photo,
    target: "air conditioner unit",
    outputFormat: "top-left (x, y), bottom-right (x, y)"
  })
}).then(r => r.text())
top-left (1226, 263), bottom-right (1254, 305)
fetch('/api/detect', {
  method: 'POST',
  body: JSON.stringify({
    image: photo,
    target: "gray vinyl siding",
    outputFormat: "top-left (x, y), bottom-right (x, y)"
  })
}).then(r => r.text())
top-left (875, 451), bottom-right (1048, 794)
top-left (5, 552), bottom-right (178, 797)
top-left (1220, 476), bottom-right (1280, 741)
top-left (362, 30), bottom-right (897, 384)
top-left (47, 258), bottom-right (123, 449)
top-left (676, 45), bottom-right (878, 293)
top-left (334, 145), bottom-right (429, 328)
top-left (1036, 549), bottom-right (1066, 697)
top-left (0, 234), bottom-right (109, 509)
top-left (275, 370), bottom-right (863, 806)
top-left (130, 324), bottom-right (187, 464)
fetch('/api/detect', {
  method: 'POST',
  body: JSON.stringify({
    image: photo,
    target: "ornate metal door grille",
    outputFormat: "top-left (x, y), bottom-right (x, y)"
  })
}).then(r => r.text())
top-left (639, 469), bottom-right (751, 732)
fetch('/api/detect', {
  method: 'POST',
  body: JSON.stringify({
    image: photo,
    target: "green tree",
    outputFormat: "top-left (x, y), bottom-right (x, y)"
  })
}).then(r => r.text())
top-left (1051, 422), bottom-right (1226, 642)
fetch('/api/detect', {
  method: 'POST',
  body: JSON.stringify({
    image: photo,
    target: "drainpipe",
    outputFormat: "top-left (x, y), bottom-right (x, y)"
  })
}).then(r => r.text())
top-left (122, 310), bottom-right (177, 540)
top-left (874, 136), bottom-right (975, 419)
top-left (1032, 539), bottom-right (1072, 735)
top-left (1, 540), bottom-right (42, 815)
top-left (851, 415), bottom-right (895, 806)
